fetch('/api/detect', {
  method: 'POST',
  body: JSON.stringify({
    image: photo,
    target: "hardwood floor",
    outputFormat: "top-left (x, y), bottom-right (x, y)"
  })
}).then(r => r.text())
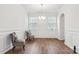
top-left (6, 38), bottom-right (74, 54)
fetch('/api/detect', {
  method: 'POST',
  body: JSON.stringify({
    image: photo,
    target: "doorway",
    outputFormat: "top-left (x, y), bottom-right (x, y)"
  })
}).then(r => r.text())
top-left (60, 13), bottom-right (65, 40)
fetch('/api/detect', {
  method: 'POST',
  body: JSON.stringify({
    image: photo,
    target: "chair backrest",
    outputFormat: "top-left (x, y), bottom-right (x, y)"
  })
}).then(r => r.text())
top-left (25, 30), bottom-right (32, 38)
top-left (9, 32), bottom-right (17, 43)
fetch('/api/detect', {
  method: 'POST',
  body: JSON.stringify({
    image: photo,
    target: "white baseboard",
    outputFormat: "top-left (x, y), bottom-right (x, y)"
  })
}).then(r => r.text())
top-left (0, 45), bottom-right (13, 54)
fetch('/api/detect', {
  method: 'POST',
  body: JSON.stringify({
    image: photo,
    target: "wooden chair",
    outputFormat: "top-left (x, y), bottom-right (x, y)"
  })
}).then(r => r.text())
top-left (9, 32), bottom-right (25, 52)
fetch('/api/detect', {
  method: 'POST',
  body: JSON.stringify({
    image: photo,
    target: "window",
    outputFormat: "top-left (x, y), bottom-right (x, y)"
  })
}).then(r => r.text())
top-left (28, 15), bottom-right (57, 36)
top-left (28, 16), bottom-right (38, 31)
top-left (47, 17), bottom-right (56, 31)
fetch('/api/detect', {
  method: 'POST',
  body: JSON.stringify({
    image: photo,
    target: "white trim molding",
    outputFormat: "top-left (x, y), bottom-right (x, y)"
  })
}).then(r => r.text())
top-left (0, 45), bottom-right (13, 54)
top-left (65, 29), bottom-right (79, 53)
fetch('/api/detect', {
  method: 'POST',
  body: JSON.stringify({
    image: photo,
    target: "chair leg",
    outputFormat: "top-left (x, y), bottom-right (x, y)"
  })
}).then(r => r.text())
top-left (12, 46), bottom-right (15, 52)
top-left (23, 45), bottom-right (25, 50)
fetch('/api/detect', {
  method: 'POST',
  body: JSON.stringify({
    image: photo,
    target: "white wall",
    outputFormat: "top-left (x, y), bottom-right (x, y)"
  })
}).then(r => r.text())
top-left (58, 4), bottom-right (79, 53)
top-left (0, 4), bottom-right (28, 53)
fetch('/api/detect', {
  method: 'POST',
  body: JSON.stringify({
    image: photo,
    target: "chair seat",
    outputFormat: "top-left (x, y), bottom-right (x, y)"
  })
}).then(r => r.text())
top-left (13, 39), bottom-right (25, 46)
top-left (15, 39), bottom-right (25, 42)
top-left (13, 42), bottom-right (25, 46)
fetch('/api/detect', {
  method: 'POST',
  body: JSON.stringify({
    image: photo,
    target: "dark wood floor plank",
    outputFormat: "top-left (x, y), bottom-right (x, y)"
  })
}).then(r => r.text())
top-left (5, 38), bottom-right (74, 54)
